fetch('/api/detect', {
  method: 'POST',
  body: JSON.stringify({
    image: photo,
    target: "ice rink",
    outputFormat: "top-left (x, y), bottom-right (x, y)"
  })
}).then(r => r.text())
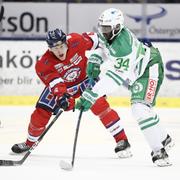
top-left (0, 106), bottom-right (179, 180)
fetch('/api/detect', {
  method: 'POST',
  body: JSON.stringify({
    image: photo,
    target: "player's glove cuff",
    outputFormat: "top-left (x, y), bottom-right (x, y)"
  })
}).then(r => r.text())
top-left (75, 89), bottom-right (98, 111)
top-left (88, 54), bottom-right (103, 64)
top-left (82, 89), bottom-right (98, 104)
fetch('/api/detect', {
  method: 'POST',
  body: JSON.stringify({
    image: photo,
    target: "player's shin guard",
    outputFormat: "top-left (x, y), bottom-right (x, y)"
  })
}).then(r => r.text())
top-left (11, 108), bottom-right (52, 154)
top-left (91, 97), bottom-right (132, 158)
top-left (131, 103), bottom-right (167, 151)
top-left (26, 107), bottom-right (52, 146)
top-left (131, 103), bottom-right (171, 166)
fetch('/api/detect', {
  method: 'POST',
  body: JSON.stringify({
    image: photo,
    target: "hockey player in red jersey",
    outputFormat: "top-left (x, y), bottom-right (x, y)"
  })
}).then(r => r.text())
top-left (11, 28), bottom-right (132, 158)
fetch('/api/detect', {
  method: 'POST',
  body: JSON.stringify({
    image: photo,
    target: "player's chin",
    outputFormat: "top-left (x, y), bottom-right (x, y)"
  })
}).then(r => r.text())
top-left (58, 54), bottom-right (66, 61)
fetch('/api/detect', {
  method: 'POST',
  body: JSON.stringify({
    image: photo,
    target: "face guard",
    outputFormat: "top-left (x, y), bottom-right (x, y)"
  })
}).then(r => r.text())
top-left (98, 8), bottom-right (124, 41)
top-left (98, 24), bottom-right (121, 41)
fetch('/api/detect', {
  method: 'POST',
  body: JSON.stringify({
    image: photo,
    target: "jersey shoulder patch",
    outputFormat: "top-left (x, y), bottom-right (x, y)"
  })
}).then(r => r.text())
top-left (67, 33), bottom-right (83, 48)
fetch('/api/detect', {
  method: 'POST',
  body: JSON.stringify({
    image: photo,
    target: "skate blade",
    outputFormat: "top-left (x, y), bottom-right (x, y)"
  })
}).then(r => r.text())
top-left (116, 148), bottom-right (133, 158)
top-left (9, 151), bottom-right (27, 156)
top-left (154, 158), bottom-right (172, 167)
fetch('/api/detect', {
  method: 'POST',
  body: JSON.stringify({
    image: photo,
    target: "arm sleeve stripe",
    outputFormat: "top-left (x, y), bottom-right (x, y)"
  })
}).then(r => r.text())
top-left (106, 70), bottom-right (124, 86)
top-left (49, 77), bottom-right (64, 88)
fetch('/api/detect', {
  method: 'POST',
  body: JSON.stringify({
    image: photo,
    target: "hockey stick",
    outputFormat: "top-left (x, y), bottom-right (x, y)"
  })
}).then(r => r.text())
top-left (60, 108), bottom-right (83, 170)
top-left (0, 5), bottom-right (4, 22)
top-left (0, 109), bottom-right (63, 166)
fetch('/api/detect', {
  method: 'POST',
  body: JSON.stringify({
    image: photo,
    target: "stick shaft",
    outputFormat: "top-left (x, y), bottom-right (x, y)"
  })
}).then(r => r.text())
top-left (0, 109), bottom-right (63, 166)
top-left (71, 109), bottom-right (83, 167)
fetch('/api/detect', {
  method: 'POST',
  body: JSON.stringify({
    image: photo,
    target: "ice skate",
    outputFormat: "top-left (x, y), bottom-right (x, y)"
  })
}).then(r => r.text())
top-left (151, 134), bottom-right (174, 157)
top-left (11, 142), bottom-right (30, 154)
top-left (114, 139), bottom-right (132, 158)
top-left (151, 148), bottom-right (172, 167)
top-left (162, 134), bottom-right (174, 152)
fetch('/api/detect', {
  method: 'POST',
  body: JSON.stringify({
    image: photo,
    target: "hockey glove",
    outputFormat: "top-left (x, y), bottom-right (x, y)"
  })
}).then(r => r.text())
top-left (58, 94), bottom-right (75, 111)
top-left (51, 82), bottom-right (67, 98)
top-left (75, 89), bottom-right (98, 112)
top-left (86, 54), bottom-right (102, 79)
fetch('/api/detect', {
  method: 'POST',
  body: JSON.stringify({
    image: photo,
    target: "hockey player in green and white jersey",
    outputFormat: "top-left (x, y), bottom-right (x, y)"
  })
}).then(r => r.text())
top-left (75, 8), bottom-right (174, 167)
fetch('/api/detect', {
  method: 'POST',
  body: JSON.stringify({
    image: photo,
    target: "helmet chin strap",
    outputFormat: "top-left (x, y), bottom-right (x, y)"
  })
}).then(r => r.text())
top-left (109, 27), bottom-right (121, 41)
top-left (109, 31), bottom-right (116, 40)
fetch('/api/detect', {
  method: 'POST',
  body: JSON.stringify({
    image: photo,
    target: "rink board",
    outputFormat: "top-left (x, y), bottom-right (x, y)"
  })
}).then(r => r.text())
top-left (0, 96), bottom-right (180, 108)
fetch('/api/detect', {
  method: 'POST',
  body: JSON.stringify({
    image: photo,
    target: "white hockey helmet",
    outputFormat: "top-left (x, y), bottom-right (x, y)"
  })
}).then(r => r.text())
top-left (98, 8), bottom-right (124, 41)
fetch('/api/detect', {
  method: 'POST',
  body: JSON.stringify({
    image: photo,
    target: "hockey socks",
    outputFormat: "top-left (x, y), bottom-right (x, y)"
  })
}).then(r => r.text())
top-left (27, 108), bottom-right (52, 146)
top-left (91, 96), bottom-right (128, 142)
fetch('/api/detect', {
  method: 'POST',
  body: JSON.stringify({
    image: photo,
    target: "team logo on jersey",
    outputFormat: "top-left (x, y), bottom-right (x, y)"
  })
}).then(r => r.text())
top-left (71, 41), bottom-right (80, 48)
top-left (132, 82), bottom-right (143, 94)
top-left (145, 79), bottom-right (157, 103)
top-left (63, 68), bottom-right (81, 82)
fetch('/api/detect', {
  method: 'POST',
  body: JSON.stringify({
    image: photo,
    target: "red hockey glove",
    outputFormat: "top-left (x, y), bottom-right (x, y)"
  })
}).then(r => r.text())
top-left (51, 82), bottom-right (67, 98)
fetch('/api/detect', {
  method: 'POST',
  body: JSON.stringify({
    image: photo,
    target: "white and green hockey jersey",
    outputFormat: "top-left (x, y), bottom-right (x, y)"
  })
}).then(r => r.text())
top-left (89, 27), bottom-right (151, 86)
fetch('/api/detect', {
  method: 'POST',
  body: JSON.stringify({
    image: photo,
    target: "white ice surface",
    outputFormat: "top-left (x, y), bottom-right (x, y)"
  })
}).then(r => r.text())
top-left (0, 106), bottom-right (179, 180)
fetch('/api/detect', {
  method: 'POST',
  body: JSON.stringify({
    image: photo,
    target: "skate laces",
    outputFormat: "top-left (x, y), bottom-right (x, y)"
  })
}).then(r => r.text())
top-left (152, 148), bottom-right (167, 159)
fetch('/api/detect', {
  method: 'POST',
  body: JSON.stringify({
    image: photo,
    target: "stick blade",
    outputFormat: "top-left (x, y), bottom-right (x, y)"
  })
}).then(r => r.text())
top-left (0, 160), bottom-right (20, 166)
top-left (59, 160), bottom-right (73, 171)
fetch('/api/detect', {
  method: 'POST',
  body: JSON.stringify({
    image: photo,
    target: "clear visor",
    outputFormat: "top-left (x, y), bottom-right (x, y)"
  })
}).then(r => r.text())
top-left (50, 41), bottom-right (66, 51)
top-left (50, 41), bottom-right (63, 48)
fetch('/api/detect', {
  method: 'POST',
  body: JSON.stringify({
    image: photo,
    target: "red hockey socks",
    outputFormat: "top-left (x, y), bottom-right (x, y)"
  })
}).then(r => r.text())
top-left (26, 107), bottom-right (52, 146)
top-left (91, 97), bottom-right (127, 143)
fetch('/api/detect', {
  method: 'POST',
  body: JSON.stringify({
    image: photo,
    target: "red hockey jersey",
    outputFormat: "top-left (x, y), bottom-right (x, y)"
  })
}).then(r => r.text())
top-left (35, 32), bottom-right (98, 98)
